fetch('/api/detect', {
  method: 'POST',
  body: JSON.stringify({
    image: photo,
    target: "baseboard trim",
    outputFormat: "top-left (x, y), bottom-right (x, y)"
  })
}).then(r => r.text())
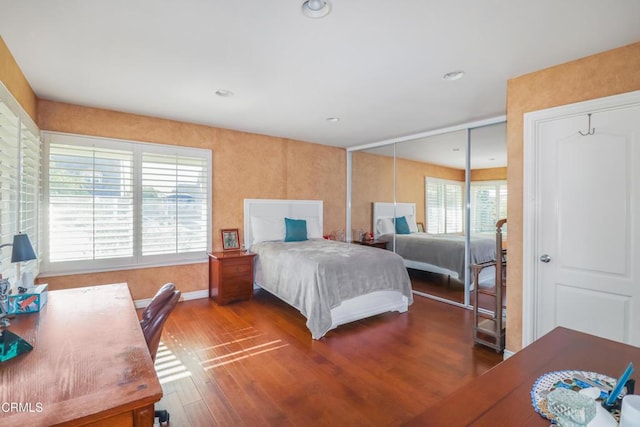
top-left (134, 289), bottom-right (209, 308)
top-left (503, 348), bottom-right (515, 360)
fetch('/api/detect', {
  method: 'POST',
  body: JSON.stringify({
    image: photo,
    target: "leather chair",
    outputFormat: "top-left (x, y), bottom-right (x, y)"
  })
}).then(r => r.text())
top-left (141, 284), bottom-right (181, 425)
top-left (141, 282), bottom-right (177, 358)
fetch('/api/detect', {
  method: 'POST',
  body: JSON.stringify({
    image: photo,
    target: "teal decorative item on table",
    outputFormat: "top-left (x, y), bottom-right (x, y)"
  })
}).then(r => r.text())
top-left (0, 232), bottom-right (38, 362)
top-left (7, 284), bottom-right (48, 314)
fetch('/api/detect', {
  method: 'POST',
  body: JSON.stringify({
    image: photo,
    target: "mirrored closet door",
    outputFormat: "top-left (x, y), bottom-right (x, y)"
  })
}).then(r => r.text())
top-left (468, 123), bottom-right (507, 312)
top-left (347, 118), bottom-right (506, 308)
top-left (393, 131), bottom-right (468, 305)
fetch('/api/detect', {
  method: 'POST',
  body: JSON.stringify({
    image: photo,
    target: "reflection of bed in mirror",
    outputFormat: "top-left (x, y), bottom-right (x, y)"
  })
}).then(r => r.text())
top-left (244, 199), bottom-right (413, 339)
top-left (373, 202), bottom-right (496, 283)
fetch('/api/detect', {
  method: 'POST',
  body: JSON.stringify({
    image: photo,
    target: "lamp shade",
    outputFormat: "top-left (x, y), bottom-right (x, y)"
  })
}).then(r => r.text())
top-left (11, 233), bottom-right (36, 263)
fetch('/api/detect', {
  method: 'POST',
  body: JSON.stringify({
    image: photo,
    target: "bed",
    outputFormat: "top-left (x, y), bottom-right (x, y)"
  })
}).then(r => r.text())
top-left (373, 202), bottom-right (496, 282)
top-left (244, 199), bottom-right (413, 339)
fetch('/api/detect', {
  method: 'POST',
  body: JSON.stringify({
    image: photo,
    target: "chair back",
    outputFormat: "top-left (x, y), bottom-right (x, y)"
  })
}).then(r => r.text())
top-left (142, 289), bottom-right (180, 362)
top-left (140, 283), bottom-right (176, 330)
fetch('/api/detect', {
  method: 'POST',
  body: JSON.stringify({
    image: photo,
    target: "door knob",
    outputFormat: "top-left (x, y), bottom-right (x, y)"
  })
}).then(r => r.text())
top-left (540, 254), bottom-right (551, 263)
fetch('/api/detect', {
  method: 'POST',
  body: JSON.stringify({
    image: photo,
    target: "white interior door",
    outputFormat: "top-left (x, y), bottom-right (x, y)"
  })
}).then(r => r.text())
top-left (529, 96), bottom-right (640, 346)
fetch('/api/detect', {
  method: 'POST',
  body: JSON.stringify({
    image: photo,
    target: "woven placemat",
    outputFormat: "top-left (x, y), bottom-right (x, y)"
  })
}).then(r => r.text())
top-left (531, 370), bottom-right (620, 422)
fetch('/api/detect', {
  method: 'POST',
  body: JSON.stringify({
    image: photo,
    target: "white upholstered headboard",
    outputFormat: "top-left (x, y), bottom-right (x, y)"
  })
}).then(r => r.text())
top-left (243, 199), bottom-right (323, 248)
top-left (372, 202), bottom-right (416, 238)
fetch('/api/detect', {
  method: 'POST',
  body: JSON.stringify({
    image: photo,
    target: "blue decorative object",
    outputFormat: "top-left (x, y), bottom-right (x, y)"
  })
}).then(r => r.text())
top-left (604, 362), bottom-right (634, 407)
top-left (7, 284), bottom-right (48, 314)
top-left (0, 328), bottom-right (33, 362)
top-left (285, 218), bottom-right (308, 242)
top-left (0, 233), bottom-right (37, 362)
top-left (395, 216), bottom-right (411, 234)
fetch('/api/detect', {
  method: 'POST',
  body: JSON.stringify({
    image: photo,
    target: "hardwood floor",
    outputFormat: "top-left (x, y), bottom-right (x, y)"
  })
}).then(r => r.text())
top-left (154, 289), bottom-right (503, 426)
top-left (408, 269), bottom-right (465, 304)
top-left (409, 269), bottom-right (507, 312)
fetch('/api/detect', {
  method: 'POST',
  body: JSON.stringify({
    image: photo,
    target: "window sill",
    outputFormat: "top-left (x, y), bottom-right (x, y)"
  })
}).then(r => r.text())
top-left (37, 256), bottom-right (209, 278)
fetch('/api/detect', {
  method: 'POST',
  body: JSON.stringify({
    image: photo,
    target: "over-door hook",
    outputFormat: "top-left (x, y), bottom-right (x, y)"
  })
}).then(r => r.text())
top-left (578, 113), bottom-right (595, 136)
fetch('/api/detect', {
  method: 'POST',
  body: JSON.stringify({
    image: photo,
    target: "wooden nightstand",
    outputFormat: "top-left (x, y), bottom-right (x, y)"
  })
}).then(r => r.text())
top-left (350, 239), bottom-right (388, 250)
top-left (209, 251), bottom-right (257, 305)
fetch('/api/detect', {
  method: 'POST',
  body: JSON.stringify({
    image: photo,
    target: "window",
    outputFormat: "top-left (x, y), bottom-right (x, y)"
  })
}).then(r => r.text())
top-left (425, 177), bottom-right (463, 234)
top-left (42, 132), bottom-right (211, 275)
top-left (18, 123), bottom-right (41, 281)
top-left (0, 84), bottom-right (40, 285)
top-left (470, 180), bottom-right (507, 235)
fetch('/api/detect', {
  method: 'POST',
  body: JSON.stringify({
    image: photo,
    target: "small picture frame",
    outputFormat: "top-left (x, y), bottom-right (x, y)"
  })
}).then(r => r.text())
top-left (417, 222), bottom-right (424, 232)
top-left (221, 228), bottom-right (241, 251)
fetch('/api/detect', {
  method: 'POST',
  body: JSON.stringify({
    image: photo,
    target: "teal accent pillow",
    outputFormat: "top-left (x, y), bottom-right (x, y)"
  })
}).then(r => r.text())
top-left (395, 216), bottom-right (411, 234)
top-left (284, 218), bottom-right (308, 242)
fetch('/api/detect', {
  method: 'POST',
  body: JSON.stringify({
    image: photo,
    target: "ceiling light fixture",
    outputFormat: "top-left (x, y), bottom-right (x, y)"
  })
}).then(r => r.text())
top-left (302, 0), bottom-right (331, 18)
top-left (443, 70), bottom-right (465, 81)
top-left (326, 117), bottom-right (340, 123)
top-left (215, 89), bottom-right (234, 97)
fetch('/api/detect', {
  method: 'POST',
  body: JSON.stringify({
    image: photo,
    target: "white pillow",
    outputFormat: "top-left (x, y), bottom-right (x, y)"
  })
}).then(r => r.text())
top-left (251, 216), bottom-right (285, 244)
top-left (305, 217), bottom-right (323, 239)
top-left (405, 214), bottom-right (419, 233)
top-left (376, 217), bottom-right (395, 235)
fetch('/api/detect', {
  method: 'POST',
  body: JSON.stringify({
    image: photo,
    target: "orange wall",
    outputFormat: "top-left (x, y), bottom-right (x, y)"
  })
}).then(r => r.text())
top-left (1, 34), bottom-right (347, 300)
top-left (506, 41), bottom-right (640, 352)
top-left (36, 100), bottom-right (346, 299)
top-left (351, 151), bottom-right (395, 233)
top-left (470, 167), bottom-right (507, 181)
top-left (351, 151), bottom-right (463, 233)
top-left (0, 37), bottom-right (37, 122)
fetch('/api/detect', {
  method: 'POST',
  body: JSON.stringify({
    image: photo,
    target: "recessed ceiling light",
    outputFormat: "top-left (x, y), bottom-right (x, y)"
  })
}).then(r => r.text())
top-left (326, 117), bottom-right (340, 123)
top-left (302, 0), bottom-right (331, 18)
top-left (452, 148), bottom-right (461, 152)
top-left (443, 71), bottom-right (465, 81)
top-left (215, 89), bottom-right (234, 97)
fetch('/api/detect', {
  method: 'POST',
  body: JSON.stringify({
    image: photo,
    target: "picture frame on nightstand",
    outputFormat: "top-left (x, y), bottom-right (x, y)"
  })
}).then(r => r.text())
top-left (221, 228), bottom-right (240, 251)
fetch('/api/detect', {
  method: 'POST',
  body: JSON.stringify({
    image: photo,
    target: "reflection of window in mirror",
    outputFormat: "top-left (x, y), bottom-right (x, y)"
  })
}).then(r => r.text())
top-left (470, 180), bottom-right (507, 236)
top-left (469, 121), bottom-right (508, 239)
top-left (425, 177), bottom-right (463, 234)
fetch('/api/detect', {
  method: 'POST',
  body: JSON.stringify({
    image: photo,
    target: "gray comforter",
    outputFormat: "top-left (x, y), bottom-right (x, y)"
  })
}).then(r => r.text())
top-left (251, 239), bottom-right (413, 339)
top-left (381, 233), bottom-right (496, 281)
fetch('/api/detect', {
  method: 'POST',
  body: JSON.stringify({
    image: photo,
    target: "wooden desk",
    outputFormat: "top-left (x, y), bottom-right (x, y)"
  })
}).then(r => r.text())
top-left (406, 327), bottom-right (640, 426)
top-left (0, 283), bottom-right (162, 426)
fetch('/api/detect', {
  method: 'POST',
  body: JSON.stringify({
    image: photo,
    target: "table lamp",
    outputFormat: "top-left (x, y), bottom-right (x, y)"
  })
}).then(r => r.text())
top-left (0, 232), bottom-right (37, 362)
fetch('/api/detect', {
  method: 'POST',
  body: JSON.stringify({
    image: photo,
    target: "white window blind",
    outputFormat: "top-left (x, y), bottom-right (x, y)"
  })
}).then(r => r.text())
top-left (141, 151), bottom-right (208, 258)
top-left (43, 132), bottom-right (211, 275)
top-left (47, 142), bottom-right (134, 264)
top-left (18, 123), bottom-right (41, 280)
top-left (0, 100), bottom-right (20, 281)
top-left (425, 177), bottom-right (463, 234)
top-left (0, 83), bottom-right (41, 286)
top-left (470, 180), bottom-right (507, 235)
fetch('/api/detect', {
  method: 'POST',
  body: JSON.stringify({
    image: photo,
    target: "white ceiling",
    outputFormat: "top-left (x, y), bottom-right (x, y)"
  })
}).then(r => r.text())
top-left (365, 122), bottom-right (506, 170)
top-left (1, 0), bottom-right (639, 149)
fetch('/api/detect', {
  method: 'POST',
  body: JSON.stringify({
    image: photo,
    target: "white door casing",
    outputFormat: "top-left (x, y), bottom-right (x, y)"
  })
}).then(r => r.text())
top-left (523, 90), bottom-right (640, 348)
